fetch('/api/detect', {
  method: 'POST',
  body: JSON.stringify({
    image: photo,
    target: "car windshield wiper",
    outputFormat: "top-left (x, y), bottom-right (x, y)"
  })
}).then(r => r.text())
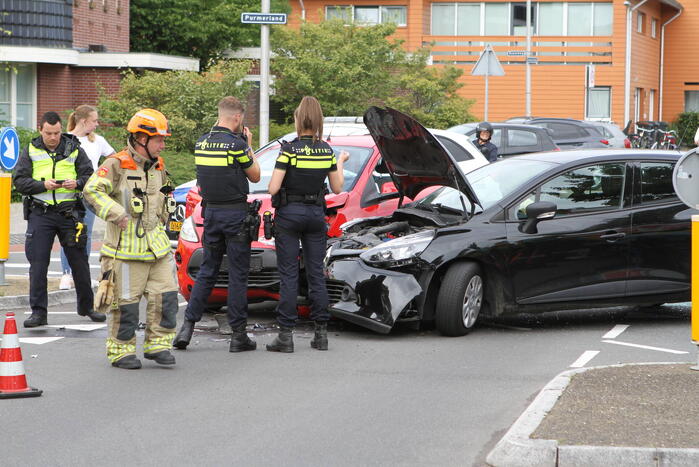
top-left (432, 203), bottom-right (464, 216)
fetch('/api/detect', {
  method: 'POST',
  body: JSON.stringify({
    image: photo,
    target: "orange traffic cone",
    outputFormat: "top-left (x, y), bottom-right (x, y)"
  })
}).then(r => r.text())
top-left (0, 312), bottom-right (42, 399)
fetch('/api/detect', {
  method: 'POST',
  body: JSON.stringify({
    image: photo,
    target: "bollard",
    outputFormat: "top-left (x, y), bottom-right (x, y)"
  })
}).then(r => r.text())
top-left (0, 172), bottom-right (11, 286)
top-left (692, 215), bottom-right (699, 370)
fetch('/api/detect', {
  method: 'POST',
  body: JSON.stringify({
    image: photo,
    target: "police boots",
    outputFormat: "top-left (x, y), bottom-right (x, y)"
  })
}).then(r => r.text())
top-left (229, 323), bottom-right (257, 352)
top-left (266, 326), bottom-right (294, 353)
top-left (310, 321), bottom-right (328, 351)
top-left (173, 319), bottom-right (195, 350)
top-left (23, 312), bottom-right (48, 328)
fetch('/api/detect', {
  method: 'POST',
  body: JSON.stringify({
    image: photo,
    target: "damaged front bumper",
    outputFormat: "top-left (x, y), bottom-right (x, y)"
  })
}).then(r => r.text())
top-left (326, 259), bottom-right (422, 334)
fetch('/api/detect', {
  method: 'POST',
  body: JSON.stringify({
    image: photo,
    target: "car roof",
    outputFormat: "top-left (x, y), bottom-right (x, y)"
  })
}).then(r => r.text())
top-left (450, 122), bottom-right (548, 132)
top-left (512, 149), bottom-right (683, 165)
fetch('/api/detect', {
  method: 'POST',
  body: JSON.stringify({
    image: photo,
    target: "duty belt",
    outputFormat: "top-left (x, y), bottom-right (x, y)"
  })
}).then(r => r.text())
top-left (206, 200), bottom-right (248, 209)
top-left (286, 193), bottom-right (321, 205)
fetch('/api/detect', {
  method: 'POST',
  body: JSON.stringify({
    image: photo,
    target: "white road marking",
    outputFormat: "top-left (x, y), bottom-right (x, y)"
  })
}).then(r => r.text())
top-left (24, 311), bottom-right (79, 315)
top-left (47, 324), bottom-right (106, 331)
top-left (602, 340), bottom-right (689, 354)
top-left (570, 350), bottom-right (600, 368)
top-left (0, 337), bottom-right (65, 345)
top-left (602, 324), bottom-right (630, 339)
top-left (5, 263), bottom-right (100, 269)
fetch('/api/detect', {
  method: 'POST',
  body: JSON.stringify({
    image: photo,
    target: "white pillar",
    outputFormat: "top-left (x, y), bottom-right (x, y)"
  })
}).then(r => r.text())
top-left (259, 0), bottom-right (271, 146)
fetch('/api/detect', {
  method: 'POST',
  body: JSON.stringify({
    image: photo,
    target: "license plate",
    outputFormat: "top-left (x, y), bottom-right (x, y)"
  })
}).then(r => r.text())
top-left (169, 221), bottom-right (182, 232)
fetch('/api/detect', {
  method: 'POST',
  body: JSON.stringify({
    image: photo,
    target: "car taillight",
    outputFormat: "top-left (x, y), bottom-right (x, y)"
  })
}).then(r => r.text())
top-left (600, 139), bottom-right (609, 145)
top-left (624, 138), bottom-right (631, 148)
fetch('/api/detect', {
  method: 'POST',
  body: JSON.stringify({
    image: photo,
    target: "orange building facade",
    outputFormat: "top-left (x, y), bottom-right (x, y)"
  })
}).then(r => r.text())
top-left (287, 0), bottom-right (692, 126)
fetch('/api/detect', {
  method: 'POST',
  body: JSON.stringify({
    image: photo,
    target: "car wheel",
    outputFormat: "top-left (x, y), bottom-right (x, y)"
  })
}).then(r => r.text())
top-left (436, 262), bottom-right (483, 337)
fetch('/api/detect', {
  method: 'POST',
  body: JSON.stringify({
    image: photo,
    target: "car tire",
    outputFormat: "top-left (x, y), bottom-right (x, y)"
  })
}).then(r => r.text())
top-left (436, 262), bottom-right (484, 337)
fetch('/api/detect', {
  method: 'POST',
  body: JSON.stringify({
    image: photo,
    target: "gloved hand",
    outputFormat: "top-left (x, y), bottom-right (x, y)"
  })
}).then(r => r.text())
top-left (94, 271), bottom-right (115, 311)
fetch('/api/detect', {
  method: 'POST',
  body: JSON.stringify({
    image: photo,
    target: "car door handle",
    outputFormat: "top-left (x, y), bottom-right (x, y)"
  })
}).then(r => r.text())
top-left (600, 231), bottom-right (625, 241)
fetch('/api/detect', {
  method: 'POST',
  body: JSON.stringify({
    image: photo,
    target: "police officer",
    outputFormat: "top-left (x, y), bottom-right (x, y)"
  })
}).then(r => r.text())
top-left (172, 96), bottom-right (261, 352)
top-left (13, 111), bottom-right (104, 328)
top-left (266, 96), bottom-right (349, 353)
top-left (473, 122), bottom-right (499, 162)
top-left (83, 109), bottom-right (179, 369)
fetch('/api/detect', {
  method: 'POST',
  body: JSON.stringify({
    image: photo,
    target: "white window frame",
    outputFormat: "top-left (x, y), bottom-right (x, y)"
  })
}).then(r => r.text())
top-left (325, 5), bottom-right (408, 27)
top-left (1, 63), bottom-right (37, 129)
top-left (651, 18), bottom-right (657, 38)
top-left (649, 89), bottom-right (655, 120)
top-left (637, 12), bottom-right (645, 34)
top-left (585, 86), bottom-right (612, 121)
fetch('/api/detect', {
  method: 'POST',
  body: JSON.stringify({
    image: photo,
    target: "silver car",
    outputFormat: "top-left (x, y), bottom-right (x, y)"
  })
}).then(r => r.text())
top-left (586, 121), bottom-right (631, 149)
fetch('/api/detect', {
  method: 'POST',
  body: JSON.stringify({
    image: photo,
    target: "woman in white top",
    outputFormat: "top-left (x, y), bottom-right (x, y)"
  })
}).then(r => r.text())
top-left (59, 105), bottom-right (116, 290)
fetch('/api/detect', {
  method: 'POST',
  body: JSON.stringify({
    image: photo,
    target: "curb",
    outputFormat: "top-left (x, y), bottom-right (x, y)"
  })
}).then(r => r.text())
top-left (0, 287), bottom-right (93, 310)
top-left (486, 362), bottom-right (699, 467)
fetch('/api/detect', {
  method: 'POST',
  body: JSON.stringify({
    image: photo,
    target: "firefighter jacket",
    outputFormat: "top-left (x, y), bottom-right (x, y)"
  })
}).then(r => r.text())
top-left (82, 142), bottom-right (172, 261)
top-left (194, 126), bottom-right (253, 205)
top-left (13, 133), bottom-right (93, 205)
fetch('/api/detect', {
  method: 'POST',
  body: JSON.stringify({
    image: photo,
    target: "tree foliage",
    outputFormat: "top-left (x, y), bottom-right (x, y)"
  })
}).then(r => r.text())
top-left (98, 61), bottom-right (253, 152)
top-left (130, 0), bottom-right (289, 68)
top-left (271, 20), bottom-right (475, 127)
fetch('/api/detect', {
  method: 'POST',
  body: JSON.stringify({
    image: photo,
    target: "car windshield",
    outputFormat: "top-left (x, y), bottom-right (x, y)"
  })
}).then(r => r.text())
top-left (249, 144), bottom-right (374, 194)
top-left (465, 159), bottom-right (557, 210)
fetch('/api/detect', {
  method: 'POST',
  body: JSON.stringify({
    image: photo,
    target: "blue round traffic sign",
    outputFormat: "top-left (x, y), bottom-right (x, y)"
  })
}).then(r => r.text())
top-left (0, 127), bottom-right (19, 171)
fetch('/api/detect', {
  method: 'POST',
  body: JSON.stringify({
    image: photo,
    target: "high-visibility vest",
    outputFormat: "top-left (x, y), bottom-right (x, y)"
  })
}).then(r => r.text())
top-left (29, 143), bottom-right (79, 205)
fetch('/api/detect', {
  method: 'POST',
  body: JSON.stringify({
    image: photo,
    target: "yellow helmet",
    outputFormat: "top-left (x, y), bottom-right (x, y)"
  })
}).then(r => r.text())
top-left (127, 109), bottom-right (171, 136)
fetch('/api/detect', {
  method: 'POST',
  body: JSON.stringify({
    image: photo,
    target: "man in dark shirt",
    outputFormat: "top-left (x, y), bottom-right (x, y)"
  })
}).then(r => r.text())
top-left (172, 97), bottom-right (261, 352)
top-left (472, 121), bottom-right (499, 162)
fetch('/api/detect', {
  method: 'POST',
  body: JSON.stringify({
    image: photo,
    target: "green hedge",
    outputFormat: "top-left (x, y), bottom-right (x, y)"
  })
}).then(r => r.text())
top-left (674, 112), bottom-right (699, 148)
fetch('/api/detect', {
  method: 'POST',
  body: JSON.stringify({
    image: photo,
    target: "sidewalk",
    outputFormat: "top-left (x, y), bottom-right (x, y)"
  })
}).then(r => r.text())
top-left (486, 362), bottom-right (699, 466)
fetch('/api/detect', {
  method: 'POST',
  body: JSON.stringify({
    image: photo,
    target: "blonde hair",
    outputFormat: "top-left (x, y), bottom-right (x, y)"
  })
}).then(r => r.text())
top-left (294, 96), bottom-right (324, 142)
top-left (218, 96), bottom-right (245, 116)
top-left (68, 105), bottom-right (98, 142)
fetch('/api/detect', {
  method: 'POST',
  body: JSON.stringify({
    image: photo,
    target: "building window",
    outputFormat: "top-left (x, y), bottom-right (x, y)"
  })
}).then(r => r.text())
top-left (325, 5), bottom-right (407, 27)
top-left (685, 91), bottom-right (699, 112)
top-left (0, 64), bottom-right (36, 129)
top-left (431, 2), bottom-right (612, 36)
top-left (637, 12), bottom-right (645, 34)
top-left (586, 87), bottom-right (611, 120)
top-left (651, 18), bottom-right (657, 38)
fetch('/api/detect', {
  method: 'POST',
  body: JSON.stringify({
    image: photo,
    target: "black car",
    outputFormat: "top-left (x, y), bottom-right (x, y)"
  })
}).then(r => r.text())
top-left (506, 117), bottom-right (608, 150)
top-left (326, 107), bottom-right (691, 336)
top-left (447, 122), bottom-right (558, 157)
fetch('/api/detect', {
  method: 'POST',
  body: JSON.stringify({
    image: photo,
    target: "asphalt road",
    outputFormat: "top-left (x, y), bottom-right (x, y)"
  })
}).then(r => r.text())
top-left (0, 284), bottom-right (693, 466)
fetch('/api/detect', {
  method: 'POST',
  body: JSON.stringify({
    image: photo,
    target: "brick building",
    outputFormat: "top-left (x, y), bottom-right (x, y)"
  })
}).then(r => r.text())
top-left (288, 0), bottom-right (691, 126)
top-left (0, 0), bottom-right (198, 129)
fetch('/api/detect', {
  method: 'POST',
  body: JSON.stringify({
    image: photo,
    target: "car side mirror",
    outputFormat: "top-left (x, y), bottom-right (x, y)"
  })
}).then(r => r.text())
top-left (519, 201), bottom-right (557, 234)
top-left (375, 159), bottom-right (389, 174)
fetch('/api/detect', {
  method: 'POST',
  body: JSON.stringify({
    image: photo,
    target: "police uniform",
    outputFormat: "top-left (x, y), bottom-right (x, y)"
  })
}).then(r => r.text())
top-left (472, 138), bottom-right (498, 162)
top-left (12, 133), bottom-right (99, 327)
top-left (183, 126), bottom-right (254, 331)
top-left (82, 142), bottom-right (178, 365)
top-left (273, 136), bottom-right (336, 329)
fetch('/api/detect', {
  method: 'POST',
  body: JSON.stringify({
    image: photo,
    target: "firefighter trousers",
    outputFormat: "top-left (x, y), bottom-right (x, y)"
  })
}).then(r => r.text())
top-left (104, 254), bottom-right (178, 363)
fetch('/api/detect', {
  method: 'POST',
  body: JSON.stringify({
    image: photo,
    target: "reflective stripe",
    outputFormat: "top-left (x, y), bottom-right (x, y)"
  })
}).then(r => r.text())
top-left (100, 244), bottom-right (157, 261)
top-left (195, 156), bottom-right (228, 167)
top-left (121, 262), bottom-right (131, 300)
top-left (0, 332), bottom-right (19, 350)
top-left (295, 160), bottom-right (334, 169)
top-left (0, 360), bottom-right (25, 377)
top-left (33, 191), bottom-right (78, 203)
top-left (196, 150), bottom-right (228, 156)
top-left (277, 154), bottom-right (289, 164)
top-left (237, 155), bottom-right (251, 164)
top-left (143, 333), bottom-right (175, 353)
top-left (106, 339), bottom-right (137, 362)
top-left (228, 149), bottom-right (245, 155)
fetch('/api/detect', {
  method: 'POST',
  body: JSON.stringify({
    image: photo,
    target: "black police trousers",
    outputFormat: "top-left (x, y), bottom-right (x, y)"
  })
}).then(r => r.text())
top-left (25, 209), bottom-right (94, 316)
top-left (184, 206), bottom-right (250, 328)
top-left (274, 203), bottom-right (330, 328)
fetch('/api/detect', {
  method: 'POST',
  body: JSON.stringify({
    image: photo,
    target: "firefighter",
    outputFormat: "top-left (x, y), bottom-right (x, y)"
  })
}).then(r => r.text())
top-left (472, 122), bottom-right (499, 162)
top-left (266, 96), bottom-right (349, 353)
top-left (83, 109), bottom-right (178, 370)
top-left (12, 111), bottom-right (104, 328)
top-left (172, 96), bottom-right (261, 353)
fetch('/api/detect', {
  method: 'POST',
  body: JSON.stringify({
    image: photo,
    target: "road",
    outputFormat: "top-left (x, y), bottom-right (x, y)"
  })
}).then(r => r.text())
top-left (0, 254), bottom-right (692, 467)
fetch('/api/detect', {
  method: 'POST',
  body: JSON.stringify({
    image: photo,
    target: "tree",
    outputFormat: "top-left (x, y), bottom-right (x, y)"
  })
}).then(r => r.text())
top-left (98, 61), bottom-right (253, 152)
top-left (130, 0), bottom-right (289, 69)
top-left (271, 20), bottom-right (475, 127)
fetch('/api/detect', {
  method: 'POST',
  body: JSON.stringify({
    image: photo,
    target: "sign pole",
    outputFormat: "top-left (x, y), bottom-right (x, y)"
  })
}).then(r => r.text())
top-left (259, 0), bottom-right (271, 146)
top-left (692, 214), bottom-right (699, 370)
top-left (471, 44), bottom-right (504, 122)
top-left (0, 171), bottom-right (9, 286)
top-left (525, 0), bottom-right (532, 117)
top-left (484, 70), bottom-right (489, 122)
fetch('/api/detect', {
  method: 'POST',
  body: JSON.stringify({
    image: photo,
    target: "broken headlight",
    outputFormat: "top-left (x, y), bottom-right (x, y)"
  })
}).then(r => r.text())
top-left (179, 216), bottom-right (199, 243)
top-left (359, 230), bottom-right (435, 267)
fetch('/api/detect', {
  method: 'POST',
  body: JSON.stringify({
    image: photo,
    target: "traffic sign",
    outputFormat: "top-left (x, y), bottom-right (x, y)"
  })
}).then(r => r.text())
top-left (526, 57), bottom-right (538, 65)
top-left (0, 127), bottom-right (19, 171)
top-left (241, 12), bottom-right (287, 24)
top-left (471, 45), bottom-right (505, 77)
top-left (673, 149), bottom-right (699, 209)
top-left (507, 50), bottom-right (527, 56)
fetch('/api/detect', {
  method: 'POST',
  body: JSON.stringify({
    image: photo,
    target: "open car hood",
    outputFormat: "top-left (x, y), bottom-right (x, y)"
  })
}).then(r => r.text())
top-left (363, 107), bottom-right (481, 207)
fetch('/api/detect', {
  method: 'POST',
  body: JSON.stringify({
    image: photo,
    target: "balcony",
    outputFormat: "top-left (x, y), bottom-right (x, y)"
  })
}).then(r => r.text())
top-left (0, 0), bottom-right (73, 49)
top-left (425, 35), bottom-right (613, 66)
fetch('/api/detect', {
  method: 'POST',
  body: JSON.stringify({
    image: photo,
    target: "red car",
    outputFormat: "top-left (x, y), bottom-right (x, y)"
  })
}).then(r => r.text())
top-left (175, 131), bottom-right (487, 313)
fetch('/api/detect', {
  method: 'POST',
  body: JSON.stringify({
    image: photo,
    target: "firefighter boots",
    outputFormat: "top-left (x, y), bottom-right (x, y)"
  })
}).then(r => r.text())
top-left (111, 354), bottom-right (142, 370)
top-left (78, 309), bottom-right (107, 322)
top-left (144, 350), bottom-right (176, 365)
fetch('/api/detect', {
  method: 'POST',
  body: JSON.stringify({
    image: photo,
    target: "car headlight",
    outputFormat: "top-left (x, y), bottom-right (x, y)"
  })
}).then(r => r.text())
top-left (179, 216), bottom-right (199, 243)
top-left (359, 230), bottom-right (435, 267)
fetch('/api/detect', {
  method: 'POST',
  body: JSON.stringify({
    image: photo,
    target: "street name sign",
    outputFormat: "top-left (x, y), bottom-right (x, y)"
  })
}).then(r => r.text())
top-left (0, 127), bottom-right (19, 171)
top-left (241, 13), bottom-right (287, 24)
top-left (507, 50), bottom-right (527, 56)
